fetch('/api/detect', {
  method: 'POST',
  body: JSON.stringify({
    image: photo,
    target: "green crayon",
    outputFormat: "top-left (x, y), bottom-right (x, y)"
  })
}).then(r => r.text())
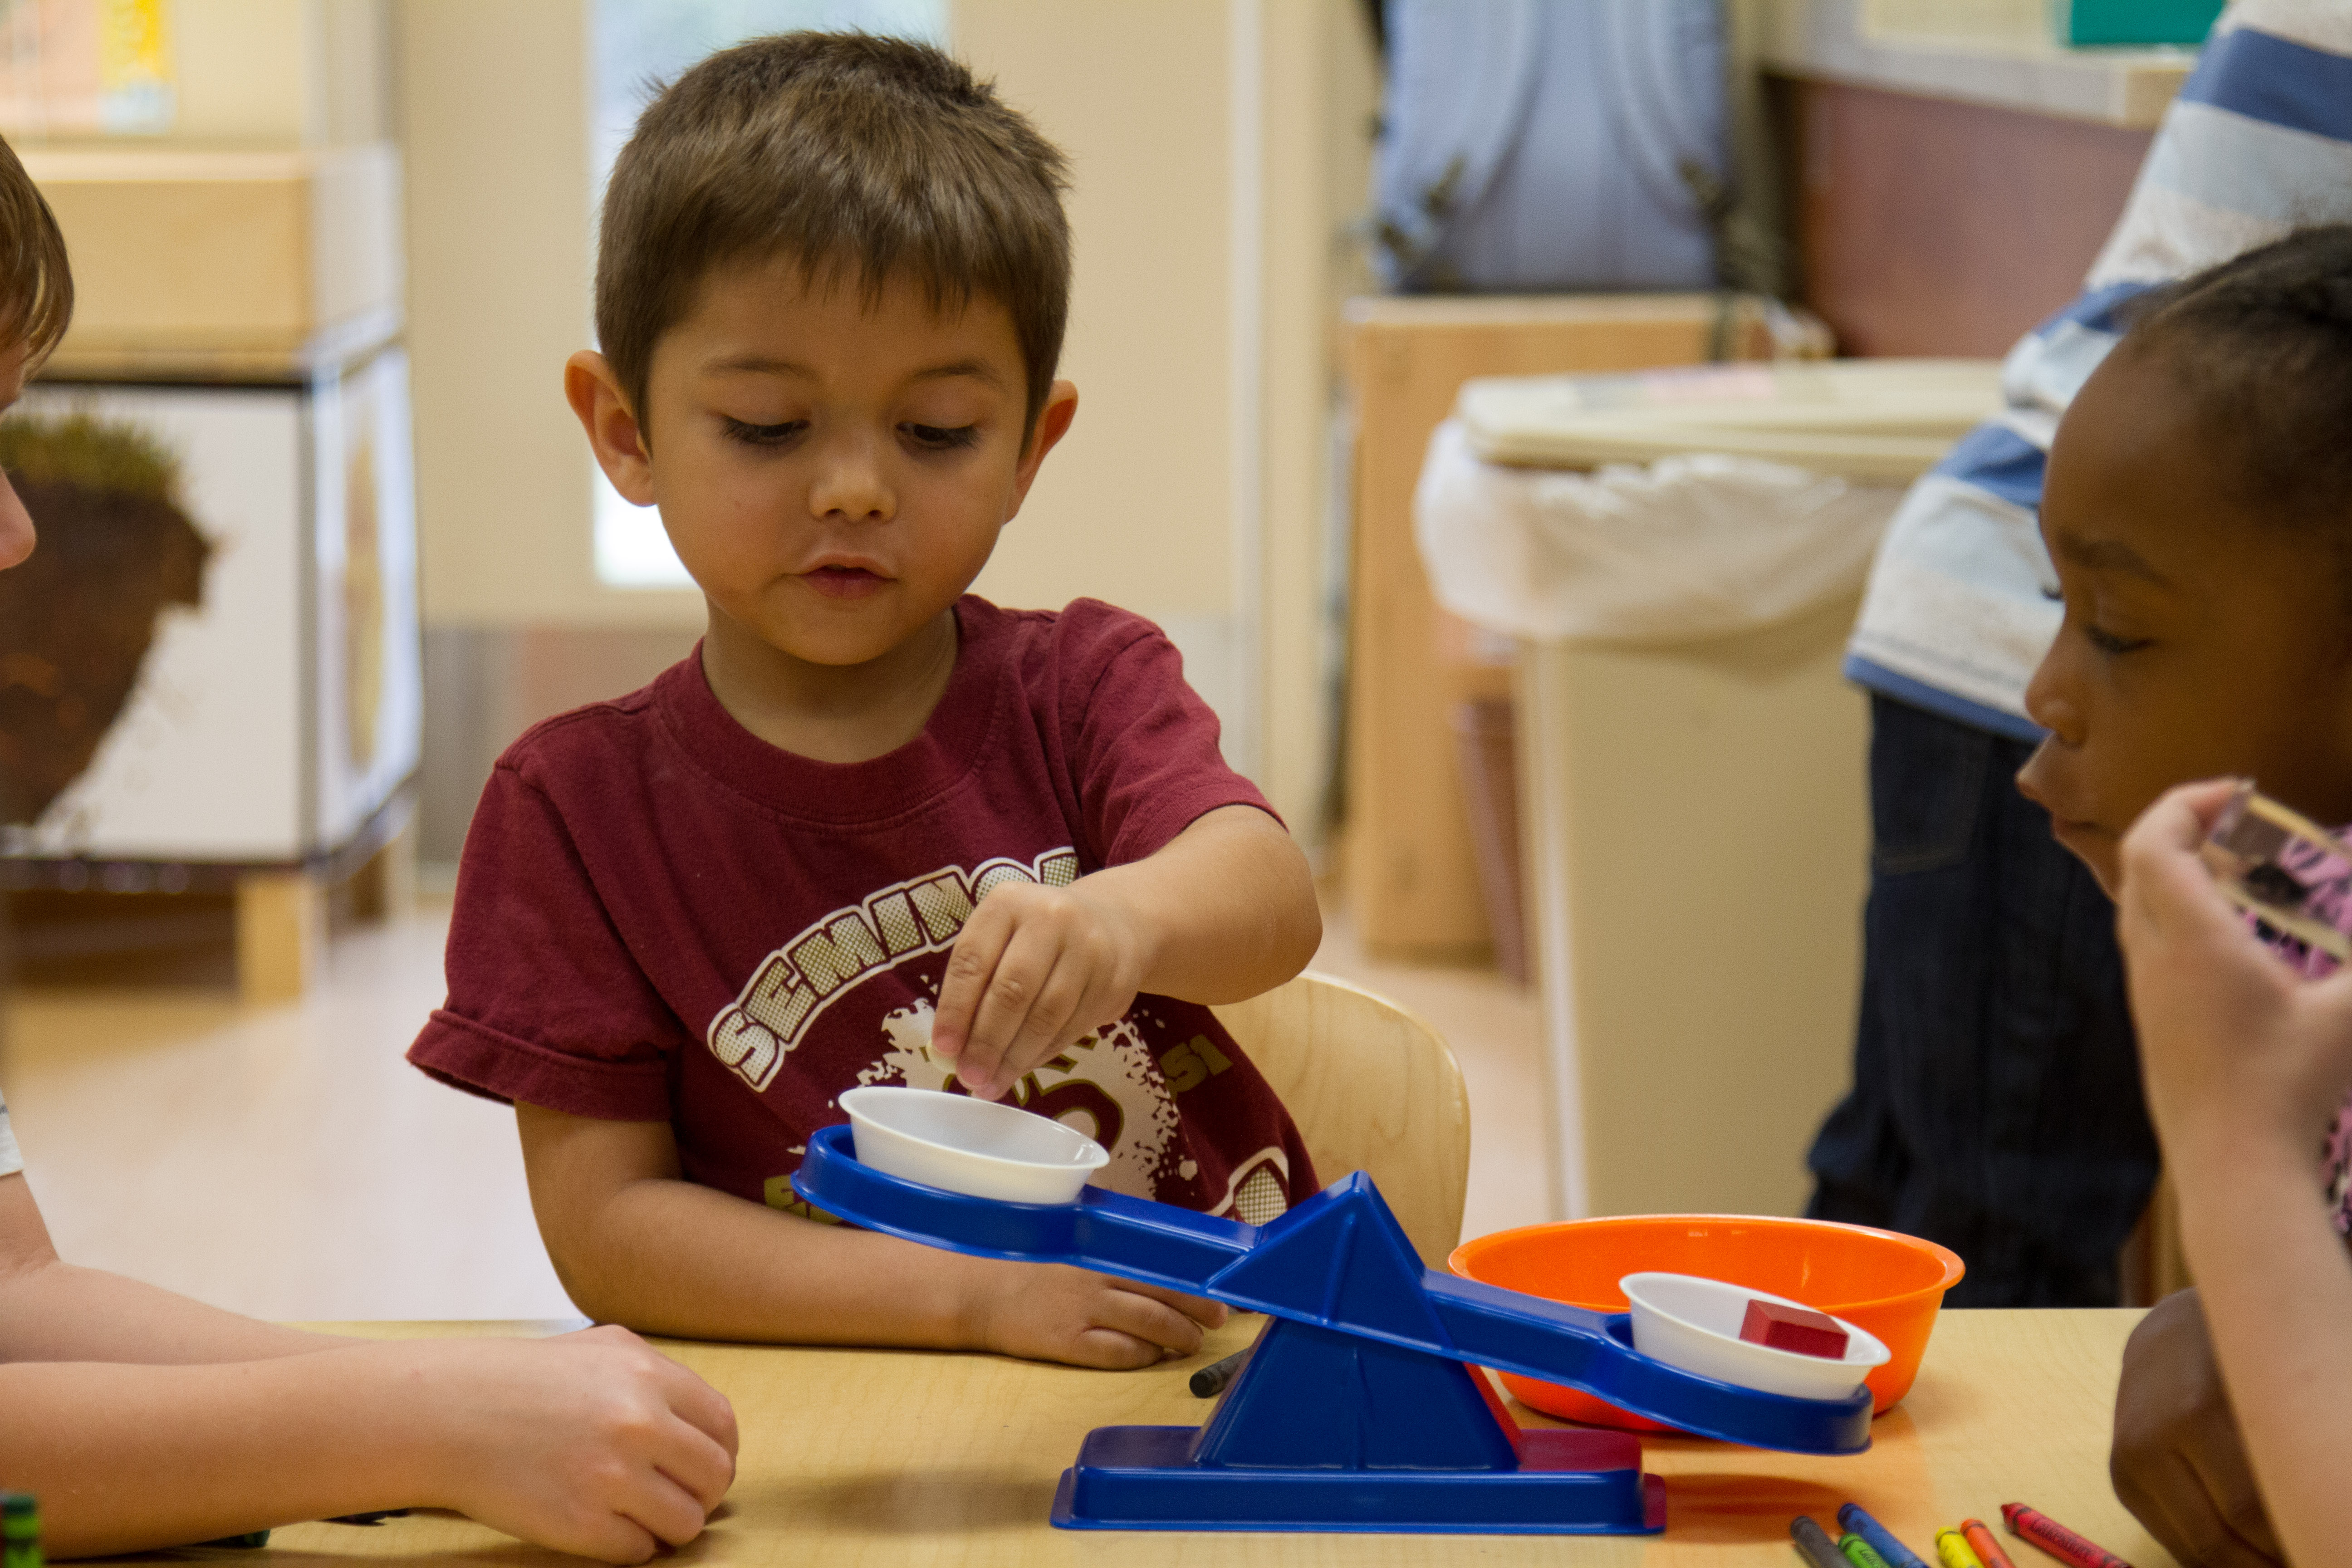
top-left (1842, 1532), bottom-right (1896, 1568)
top-left (2, 1491), bottom-right (43, 1568)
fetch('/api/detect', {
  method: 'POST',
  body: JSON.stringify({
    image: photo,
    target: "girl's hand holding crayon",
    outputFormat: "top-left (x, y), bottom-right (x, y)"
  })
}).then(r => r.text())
top-left (2116, 781), bottom-right (2352, 1168)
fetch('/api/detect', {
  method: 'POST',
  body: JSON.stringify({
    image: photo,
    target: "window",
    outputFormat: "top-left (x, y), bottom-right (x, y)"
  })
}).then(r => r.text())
top-left (588, 0), bottom-right (947, 589)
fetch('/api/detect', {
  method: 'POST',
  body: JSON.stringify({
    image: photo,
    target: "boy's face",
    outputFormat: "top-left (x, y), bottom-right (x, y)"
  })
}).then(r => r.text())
top-left (0, 338), bottom-right (36, 570)
top-left (574, 258), bottom-right (1074, 671)
top-left (2018, 340), bottom-right (2352, 895)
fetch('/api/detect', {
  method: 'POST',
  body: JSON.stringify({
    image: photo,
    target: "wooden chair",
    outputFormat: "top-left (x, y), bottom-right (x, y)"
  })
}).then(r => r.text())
top-left (1211, 970), bottom-right (1472, 1265)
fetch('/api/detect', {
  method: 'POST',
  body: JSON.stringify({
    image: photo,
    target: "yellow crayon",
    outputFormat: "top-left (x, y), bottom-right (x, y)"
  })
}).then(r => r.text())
top-left (1936, 1527), bottom-right (1986, 1568)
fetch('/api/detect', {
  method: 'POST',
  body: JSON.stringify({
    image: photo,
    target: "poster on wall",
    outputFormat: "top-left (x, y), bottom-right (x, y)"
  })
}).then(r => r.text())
top-left (0, 0), bottom-right (176, 138)
top-left (0, 348), bottom-right (421, 868)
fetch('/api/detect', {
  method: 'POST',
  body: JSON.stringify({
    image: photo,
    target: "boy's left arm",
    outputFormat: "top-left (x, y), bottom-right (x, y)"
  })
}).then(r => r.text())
top-left (930, 804), bottom-right (1318, 1099)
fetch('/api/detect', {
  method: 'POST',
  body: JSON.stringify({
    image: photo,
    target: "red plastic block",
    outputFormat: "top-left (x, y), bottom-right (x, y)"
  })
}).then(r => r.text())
top-left (1739, 1299), bottom-right (1847, 1359)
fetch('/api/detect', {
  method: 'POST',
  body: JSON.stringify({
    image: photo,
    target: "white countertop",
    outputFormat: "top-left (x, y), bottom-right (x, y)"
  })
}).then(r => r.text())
top-left (1761, 0), bottom-right (2196, 128)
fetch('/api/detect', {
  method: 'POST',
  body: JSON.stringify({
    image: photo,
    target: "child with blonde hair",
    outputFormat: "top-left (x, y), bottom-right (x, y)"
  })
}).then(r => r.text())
top-left (0, 134), bottom-right (737, 1563)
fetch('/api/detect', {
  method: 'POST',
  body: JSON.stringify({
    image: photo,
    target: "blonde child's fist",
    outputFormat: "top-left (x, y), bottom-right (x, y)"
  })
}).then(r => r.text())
top-left (412, 1324), bottom-right (738, 1564)
top-left (931, 879), bottom-right (1150, 1100)
top-left (962, 1257), bottom-right (1228, 1369)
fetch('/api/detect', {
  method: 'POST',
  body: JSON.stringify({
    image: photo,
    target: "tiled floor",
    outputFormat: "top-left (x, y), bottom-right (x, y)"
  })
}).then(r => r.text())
top-left (0, 892), bottom-right (1551, 1322)
top-left (1, 905), bottom-right (575, 1321)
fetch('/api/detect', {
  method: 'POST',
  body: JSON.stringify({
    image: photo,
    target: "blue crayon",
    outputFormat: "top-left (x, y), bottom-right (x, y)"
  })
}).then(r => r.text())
top-left (1841, 1502), bottom-right (1931, 1568)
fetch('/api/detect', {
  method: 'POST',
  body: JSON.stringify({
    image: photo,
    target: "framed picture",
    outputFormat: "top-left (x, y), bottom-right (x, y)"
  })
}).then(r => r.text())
top-left (0, 346), bottom-right (419, 870)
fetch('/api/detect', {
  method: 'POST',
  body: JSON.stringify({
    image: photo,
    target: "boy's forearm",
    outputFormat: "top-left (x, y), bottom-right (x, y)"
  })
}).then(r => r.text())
top-left (0, 1347), bottom-right (436, 1557)
top-left (550, 1169), bottom-right (988, 1347)
top-left (2171, 1128), bottom-right (2352, 1568)
top-left (1098, 805), bottom-right (1319, 1005)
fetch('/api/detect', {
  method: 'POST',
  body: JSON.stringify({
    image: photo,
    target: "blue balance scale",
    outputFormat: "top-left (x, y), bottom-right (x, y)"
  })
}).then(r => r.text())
top-left (794, 1123), bottom-right (1871, 1536)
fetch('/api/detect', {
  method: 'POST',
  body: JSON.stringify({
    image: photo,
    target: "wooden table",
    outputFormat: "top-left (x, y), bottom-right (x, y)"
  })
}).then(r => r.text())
top-left (127, 1310), bottom-right (2176, 1566)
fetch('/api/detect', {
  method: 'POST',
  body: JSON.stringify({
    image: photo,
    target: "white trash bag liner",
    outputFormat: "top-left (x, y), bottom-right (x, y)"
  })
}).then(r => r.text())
top-left (1415, 418), bottom-right (1908, 646)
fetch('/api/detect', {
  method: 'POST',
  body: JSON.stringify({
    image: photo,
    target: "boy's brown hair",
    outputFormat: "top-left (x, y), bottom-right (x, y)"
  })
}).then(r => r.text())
top-left (0, 134), bottom-right (72, 364)
top-left (597, 32), bottom-right (1070, 440)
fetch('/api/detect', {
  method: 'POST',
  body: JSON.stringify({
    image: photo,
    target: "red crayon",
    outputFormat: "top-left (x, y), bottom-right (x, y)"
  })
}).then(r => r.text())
top-left (2001, 1503), bottom-right (2134, 1568)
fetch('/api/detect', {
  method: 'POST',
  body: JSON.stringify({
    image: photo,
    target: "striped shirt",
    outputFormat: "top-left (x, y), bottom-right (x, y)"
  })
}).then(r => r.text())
top-left (1844, 2), bottom-right (2352, 737)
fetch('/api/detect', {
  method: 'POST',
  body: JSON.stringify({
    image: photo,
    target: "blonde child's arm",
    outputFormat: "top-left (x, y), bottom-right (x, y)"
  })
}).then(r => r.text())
top-left (0, 1173), bottom-right (736, 1563)
top-left (931, 803), bottom-right (1319, 1098)
top-left (2116, 782), bottom-right (2352, 1568)
top-left (0, 1173), bottom-right (346, 1363)
top-left (515, 1103), bottom-right (1226, 1366)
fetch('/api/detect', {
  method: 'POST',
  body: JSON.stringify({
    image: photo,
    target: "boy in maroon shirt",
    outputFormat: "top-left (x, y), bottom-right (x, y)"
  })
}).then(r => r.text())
top-left (407, 34), bottom-right (1324, 1369)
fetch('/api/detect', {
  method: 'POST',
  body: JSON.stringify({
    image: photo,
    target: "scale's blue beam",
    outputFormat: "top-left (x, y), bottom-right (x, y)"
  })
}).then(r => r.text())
top-left (794, 1127), bottom-right (1872, 1454)
top-left (796, 1126), bottom-right (1254, 1290)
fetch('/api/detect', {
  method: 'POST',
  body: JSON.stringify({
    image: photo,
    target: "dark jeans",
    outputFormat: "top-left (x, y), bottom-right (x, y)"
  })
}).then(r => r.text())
top-left (1806, 694), bottom-right (2159, 1306)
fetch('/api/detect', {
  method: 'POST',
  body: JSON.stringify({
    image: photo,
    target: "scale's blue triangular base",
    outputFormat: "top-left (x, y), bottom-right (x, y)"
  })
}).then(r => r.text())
top-left (1049, 1314), bottom-right (1667, 1534)
top-left (1206, 1174), bottom-right (1450, 1345)
top-left (791, 1123), bottom-right (1870, 1536)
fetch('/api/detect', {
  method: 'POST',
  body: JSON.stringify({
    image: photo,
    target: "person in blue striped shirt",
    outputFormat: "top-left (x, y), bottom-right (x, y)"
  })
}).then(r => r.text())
top-left (1808, 0), bottom-right (2352, 1307)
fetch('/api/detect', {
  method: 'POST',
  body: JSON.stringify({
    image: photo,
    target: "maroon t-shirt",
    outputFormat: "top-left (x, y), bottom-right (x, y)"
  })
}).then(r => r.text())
top-left (409, 596), bottom-right (1315, 1227)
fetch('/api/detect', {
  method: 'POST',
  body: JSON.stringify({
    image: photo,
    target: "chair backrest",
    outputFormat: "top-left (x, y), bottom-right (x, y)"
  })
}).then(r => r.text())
top-left (1211, 970), bottom-right (1472, 1265)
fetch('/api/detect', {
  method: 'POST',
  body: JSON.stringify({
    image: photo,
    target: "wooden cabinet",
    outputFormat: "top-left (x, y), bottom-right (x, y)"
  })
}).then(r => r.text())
top-left (2, 147), bottom-right (417, 1002)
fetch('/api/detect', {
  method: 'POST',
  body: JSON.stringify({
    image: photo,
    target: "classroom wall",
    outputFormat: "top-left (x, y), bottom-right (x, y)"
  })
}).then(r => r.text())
top-left (953, 0), bottom-right (1372, 823)
top-left (398, 2), bottom-right (634, 628)
top-left (951, 0), bottom-right (1243, 762)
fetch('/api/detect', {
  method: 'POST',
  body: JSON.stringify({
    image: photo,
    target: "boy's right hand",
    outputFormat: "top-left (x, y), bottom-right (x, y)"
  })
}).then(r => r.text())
top-left (2111, 1288), bottom-right (2283, 1568)
top-left (410, 1324), bottom-right (739, 1564)
top-left (965, 1259), bottom-right (1228, 1370)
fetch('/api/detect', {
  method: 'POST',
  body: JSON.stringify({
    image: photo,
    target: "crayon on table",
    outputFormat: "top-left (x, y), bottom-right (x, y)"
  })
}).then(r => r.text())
top-left (2002, 1503), bottom-right (2136, 1568)
top-left (1961, 1517), bottom-right (2017, 1568)
top-left (1792, 1514), bottom-right (1851, 1568)
top-left (2, 1491), bottom-right (41, 1568)
top-left (1189, 1345), bottom-right (1253, 1398)
top-left (1840, 1531), bottom-right (1894, 1568)
top-left (1936, 1526), bottom-right (1986, 1568)
top-left (1839, 1502), bottom-right (1931, 1568)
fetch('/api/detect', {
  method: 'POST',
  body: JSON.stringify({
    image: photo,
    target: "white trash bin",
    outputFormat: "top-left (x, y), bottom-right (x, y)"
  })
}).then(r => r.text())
top-left (1415, 359), bottom-right (2002, 1221)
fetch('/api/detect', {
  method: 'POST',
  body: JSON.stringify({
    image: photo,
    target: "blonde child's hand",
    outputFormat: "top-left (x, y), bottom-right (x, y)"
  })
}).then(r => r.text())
top-left (413, 1324), bottom-right (738, 1564)
top-left (965, 1258), bottom-right (1227, 1370)
top-left (2117, 780), bottom-right (2352, 1159)
top-left (931, 877), bottom-right (1150, 1099)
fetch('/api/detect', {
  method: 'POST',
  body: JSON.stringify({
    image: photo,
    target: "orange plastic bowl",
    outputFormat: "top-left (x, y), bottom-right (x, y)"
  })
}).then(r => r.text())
top-left (1448, 1215), bottom-right (1964, 1431)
